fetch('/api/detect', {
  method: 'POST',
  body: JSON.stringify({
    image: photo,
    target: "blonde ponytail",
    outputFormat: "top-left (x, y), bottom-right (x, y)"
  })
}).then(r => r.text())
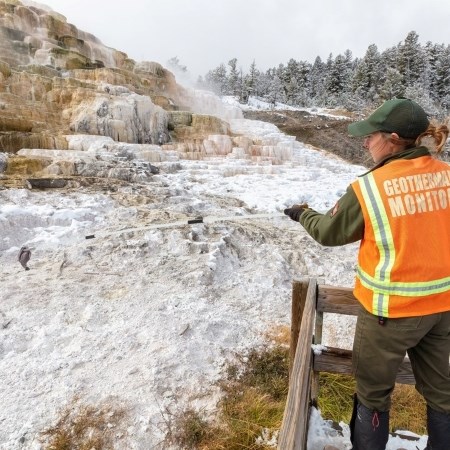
top-left (415, 122), bottom-right (449, 153)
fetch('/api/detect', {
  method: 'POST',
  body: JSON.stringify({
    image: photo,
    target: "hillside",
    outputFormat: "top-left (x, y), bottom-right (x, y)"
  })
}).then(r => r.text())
top-left (244, 109), bottom-right (369, 167)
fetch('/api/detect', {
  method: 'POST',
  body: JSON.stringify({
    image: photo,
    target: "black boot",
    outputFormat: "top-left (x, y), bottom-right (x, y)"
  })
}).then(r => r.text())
top-left (350, 395), bottom-right (389, 450)
top-left (349, 393), bottom-right (358, 445)
top-left (425, 405), bottom-right (450, 450)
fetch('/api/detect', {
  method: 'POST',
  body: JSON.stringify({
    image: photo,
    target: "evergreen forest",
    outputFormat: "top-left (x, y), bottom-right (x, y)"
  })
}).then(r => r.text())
top-left (194, 31), bottom-right (450, 115)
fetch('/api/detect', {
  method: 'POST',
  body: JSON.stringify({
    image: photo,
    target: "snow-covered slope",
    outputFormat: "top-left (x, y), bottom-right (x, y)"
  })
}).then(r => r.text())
top-left (0, 117), bottom-right (427, 449)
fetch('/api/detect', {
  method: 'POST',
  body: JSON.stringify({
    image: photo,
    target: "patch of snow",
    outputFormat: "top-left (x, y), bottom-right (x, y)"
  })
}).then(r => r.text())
top-left (312, 344), bottom-right (328, 355)
top-left (222, 95), bottom-right (351, 119)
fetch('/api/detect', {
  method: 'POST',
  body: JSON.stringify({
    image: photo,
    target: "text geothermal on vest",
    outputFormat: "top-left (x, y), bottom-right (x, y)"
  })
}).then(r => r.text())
top-left (383, 170), bottom-right (450, 195)
top-left (383, 170), bottom-right (450, 217)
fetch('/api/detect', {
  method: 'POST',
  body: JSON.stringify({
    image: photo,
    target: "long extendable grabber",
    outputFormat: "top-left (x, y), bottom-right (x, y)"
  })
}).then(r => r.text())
top-left (85, 212), bottom-right (287, 240)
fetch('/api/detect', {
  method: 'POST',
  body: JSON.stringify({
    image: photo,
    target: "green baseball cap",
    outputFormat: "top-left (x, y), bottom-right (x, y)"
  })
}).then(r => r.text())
top-left (348, 98), bottom-right (429, 139)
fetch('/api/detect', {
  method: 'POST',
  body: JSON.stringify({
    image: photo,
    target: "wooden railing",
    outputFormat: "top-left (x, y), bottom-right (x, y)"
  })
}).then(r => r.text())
top-left (277, 278), bottom-right (415, 450)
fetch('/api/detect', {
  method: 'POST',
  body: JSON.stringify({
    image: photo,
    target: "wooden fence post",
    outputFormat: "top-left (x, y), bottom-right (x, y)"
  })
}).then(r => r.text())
top-left (278, 278), bottom-right (317, 450)
top-left (290, 278), bottom-right (310, 376)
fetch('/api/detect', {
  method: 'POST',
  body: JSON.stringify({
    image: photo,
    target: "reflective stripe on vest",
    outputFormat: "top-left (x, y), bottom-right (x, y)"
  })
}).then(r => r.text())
top-left (357, 172), bottom-right (450, 316)
top-left (357, 173), bottom-right (394, 316)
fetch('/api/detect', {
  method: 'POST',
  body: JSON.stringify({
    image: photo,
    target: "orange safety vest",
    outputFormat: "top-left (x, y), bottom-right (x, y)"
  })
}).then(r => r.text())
top-left (351, 155), bottom-right (450, 318)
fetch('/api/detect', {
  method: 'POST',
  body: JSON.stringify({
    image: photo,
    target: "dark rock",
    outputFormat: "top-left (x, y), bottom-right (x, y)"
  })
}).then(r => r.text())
top-left (26, 178), bottom-right (68, 189)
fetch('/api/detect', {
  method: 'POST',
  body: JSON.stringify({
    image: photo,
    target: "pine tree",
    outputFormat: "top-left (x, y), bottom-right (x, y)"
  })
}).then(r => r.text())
top-left (424, 42), bottom-right (443, 102)
top-left (327, 52), bottom-right (353, 104)
top-left (267, 73), bottom-right (285, 107)
top-left (204, 63), bottom-right (228, 94)
top-left (245, 60), bottom-right (259, 99)
top-left (309, 56), bottom-right (327, 105)
top-left (397, 31), bottom-right (427, 89)
top-left (283, 59), bottom-right (300, 105)
top-left (294, 61), bottom-right (312, 106)
top-left (434, 45), bottom-right (450, 111)
top-left (380, 46), bottom-right (399, 72)
top-left (351, 44), bottom-right (382, 102)
top-left (255, 70), bottom-right (273, 102)
top-left (227, 58), bottom-right (240, 97)
top-left (379, 67), bottom-right (404, 100)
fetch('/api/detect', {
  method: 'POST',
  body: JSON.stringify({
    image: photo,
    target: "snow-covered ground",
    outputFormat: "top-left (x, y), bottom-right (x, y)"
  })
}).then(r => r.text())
top-left (0, 115), bottom-right (427, 449)
top-left (222, 95), bottom-right (352, 119)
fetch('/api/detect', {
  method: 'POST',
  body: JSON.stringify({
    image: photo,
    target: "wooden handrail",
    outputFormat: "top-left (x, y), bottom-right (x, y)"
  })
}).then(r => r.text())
top-left (289, 279), bottom-right (310, 376)
top-left (313, 346), bottom-right (415, 384)
top-left (278, 279), bottom-right (317, 450)
top-left (278, 279), bottom-right (417, 450)
top-left (316, 284), bottom-right (359, 315)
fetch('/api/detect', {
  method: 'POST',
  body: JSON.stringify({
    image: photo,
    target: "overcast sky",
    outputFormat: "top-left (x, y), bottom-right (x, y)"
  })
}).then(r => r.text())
top-left (36, 0), bottom-right (450, 78)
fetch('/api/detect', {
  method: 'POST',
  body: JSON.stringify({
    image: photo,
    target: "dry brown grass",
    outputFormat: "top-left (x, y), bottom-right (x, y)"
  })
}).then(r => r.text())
top-left (40, 397), bottom-right (128, 450)
top-left (318, 372), bottom-right (356, 423)
top-left (165, 407), bottom-right (211, 449)
top-left (391, 383), bottom-right (427, 434)
top-left (318, 374), bottom-right (427, 435)
top-left (167, 343), bottom-right (289, 449)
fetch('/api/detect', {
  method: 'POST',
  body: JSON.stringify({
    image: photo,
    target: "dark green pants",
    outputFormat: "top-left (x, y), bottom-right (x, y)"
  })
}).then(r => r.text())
top-left (352, 306), bottom-right (450, 413)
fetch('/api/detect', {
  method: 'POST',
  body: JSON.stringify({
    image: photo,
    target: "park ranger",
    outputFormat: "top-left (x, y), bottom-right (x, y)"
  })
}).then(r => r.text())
top-left (284, 98), bottom-right (450, 450)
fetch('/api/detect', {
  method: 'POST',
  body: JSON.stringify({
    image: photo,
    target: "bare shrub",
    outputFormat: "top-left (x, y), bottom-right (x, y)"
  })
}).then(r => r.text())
top-left (40, 397), bottom-right (128, 450)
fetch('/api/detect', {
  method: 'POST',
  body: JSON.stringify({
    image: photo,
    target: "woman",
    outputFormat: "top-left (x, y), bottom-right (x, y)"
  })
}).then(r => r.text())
top-left (284, 98), bottom-right (450, 450)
